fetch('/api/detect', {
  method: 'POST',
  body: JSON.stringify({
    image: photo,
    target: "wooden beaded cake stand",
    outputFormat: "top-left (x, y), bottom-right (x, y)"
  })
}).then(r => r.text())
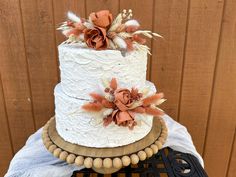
top-left (42, 116), bottom-right (168, 174)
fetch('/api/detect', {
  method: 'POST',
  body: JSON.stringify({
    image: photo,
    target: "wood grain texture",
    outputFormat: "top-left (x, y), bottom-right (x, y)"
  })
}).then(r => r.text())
top-left (20, 0), bottom-right (59, 129)
top-left (85, 0), bottom-right (119, 16)
top-left (0, 1), bottom-right (236, 176)
top-left (151, 0), bottom-right (188, 120)
top-left (120, 0), bottom-right (154, 80)
top-left (0, 75), bottom-right (13, 176)
top-left (203, 0), bottom-right (236, 175)
top-left (0, 0), bottom-right (35, 152)
top-left (227, 130), bottom-right (236, 177)
top-left (53, 0), bottom-right (86, 45)
top-left (178, 0), bottom-right (224, 154)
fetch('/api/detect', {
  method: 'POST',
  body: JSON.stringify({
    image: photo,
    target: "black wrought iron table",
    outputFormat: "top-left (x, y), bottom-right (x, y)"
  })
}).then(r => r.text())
top-left (72, 147), bottom-right (208, 177)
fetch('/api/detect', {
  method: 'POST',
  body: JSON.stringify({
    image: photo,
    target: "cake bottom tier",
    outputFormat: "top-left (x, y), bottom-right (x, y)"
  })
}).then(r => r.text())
top-left (54, 82), bottom-right (156, 148)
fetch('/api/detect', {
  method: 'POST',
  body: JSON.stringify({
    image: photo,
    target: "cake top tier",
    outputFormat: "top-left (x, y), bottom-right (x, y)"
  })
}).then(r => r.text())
top-left (58, 9), bottom-right (162, 53)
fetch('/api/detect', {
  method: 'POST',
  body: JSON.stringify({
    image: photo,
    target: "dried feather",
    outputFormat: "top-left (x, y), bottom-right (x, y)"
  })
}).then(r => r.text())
top-left (132, 107), bottom-right (146, 113)
top-left (89, 93), bottom-right (105, 103)
top-left (126, 26), bottom-right (139, 33)
top-left (133, 42), bottom-right (151, 55)
top-left (128, 101), bottom-right (143, 109)
top-left (152, 32), bottom-right (163, 38)
top-left (88, 16), bottom-right (93, 24)
top-left (83, 22), bottom-right (94, 29)
top-left (155, 98), bottom-right (167, 105)
top-left (62, 29), bottom-right (72, 36)
top-left (141, 88), bottom-right (150, 97)
top-left (103, 108), bottom-right (113, 117)
top-left (101, 99), bottom-right (114, 108)
top-left (125, 20), bottom-right (140, 27)
top-left (108, 39), bottom-right (116, 49)
top-left (67, 11), bottom-right (81, 23)
top-left (82, 102), bottom-right (103, 112)
top-left (155, 106), bottom-right (164, 112)
top-left (133, 30), bottom-right (163, 39)
top-left (142, 32), bottom-right (153, 38)
top-left (113, 36), bottom-right (127, 49)
top-left (101, 78), bottom-right (110, 88)
top-left (115, 24), bottom-right (126, 32)
top-left (57, 25), bottom-right (70, 31)
top-left (145, 107), bottom-right (164, 116)
top-left (142, 93), bottom-right (164, 106)
top-left (117, 32), bottom-right (132, 39)
top-left (150, 104), bottom-right (164, 112)
top-left (66, 28), bottom-right (80, 36)
top-left (109, 13), bottom-right (123, 32)
top-left (110, 78), bottom-right (117, 90)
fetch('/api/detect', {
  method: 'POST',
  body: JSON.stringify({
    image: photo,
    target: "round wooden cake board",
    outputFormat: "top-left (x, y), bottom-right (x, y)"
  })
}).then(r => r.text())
top-left (42, 116), bottom-right (168, 174)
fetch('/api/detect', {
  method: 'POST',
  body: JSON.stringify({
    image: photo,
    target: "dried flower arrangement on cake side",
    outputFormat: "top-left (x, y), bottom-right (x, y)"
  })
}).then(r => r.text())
top-left (58, 9), bottom-right (162, 53)
top-left (82, 78), bottom-right (166, 129)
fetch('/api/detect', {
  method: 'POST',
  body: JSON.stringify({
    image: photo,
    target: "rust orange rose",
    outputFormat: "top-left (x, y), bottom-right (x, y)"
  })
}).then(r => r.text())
top-left (84, 27), bottom-right (109, 50)
top-left (89, 10), bottom-right (113, 29)
top-left (112, 110), bottom-right (135, 125)
top-left (114, 88), bottom-right (133, 111)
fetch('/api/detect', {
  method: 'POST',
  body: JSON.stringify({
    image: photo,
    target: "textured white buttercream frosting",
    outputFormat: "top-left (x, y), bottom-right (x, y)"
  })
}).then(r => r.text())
top-left (55, 82), bottom-right (156, 148)
top-left (55, 43), bottom-right (158, 147)
top-left (58, 43), bottom-right (148, 99)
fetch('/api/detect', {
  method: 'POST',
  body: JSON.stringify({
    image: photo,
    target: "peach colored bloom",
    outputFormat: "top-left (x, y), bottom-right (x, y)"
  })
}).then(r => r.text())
top-left (84, 27), bottom-right (109, 50)
top-left (89, 10), bottom-right (113, 29)
top-left (112, 110), bottom-right (136, 128)
top-left (114, 88), bottom-right (133, 111)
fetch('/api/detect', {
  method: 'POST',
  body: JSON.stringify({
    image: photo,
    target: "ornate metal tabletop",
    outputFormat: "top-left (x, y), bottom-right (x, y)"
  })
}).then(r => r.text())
top-left (72, 147), bottom-right (208, 177)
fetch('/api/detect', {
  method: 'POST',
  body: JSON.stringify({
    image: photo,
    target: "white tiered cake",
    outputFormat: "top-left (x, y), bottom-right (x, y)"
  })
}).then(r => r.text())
top-left (54, 10), bottom-right (165, 148)
top-left (55, 44), bottom-right (157, 147)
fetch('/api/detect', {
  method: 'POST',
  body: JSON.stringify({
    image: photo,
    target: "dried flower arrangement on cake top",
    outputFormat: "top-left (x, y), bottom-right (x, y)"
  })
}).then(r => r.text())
top-left (82, 78), bottom-right (166, 129)
top-left (58, 9), bottom-right (162, 53)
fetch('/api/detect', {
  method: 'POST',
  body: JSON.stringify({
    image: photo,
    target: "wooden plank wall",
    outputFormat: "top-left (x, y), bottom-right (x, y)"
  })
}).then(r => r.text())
top-left (0, 0), bottom-right (235, 176)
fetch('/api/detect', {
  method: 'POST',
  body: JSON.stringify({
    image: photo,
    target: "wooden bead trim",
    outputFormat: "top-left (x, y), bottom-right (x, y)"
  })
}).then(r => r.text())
top-left (42, 117), bottom-right (168, 169)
